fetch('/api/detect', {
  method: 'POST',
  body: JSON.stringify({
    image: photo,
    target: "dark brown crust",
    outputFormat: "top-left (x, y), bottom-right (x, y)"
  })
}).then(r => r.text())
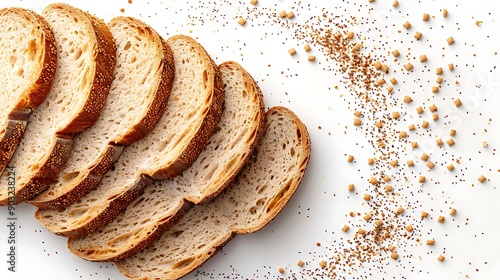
top-left (115, 19), bottom-right (175, 145)
top-left (0, 8), bottom-right (57, 174)
top-left (28, 145), bottom-right (125, 209)
top-left (35, 175), bottom-right (155, 239)
top-left (56, 4), bottom-right (116, 135)
top-left (0, 111), bottom-right (29, 174)
top-left (69, 200), bottom-right (194, 262)
top-left (0, 136), bottom-right (73, 205)
top-left (149, 47), bottom-right (225, 179)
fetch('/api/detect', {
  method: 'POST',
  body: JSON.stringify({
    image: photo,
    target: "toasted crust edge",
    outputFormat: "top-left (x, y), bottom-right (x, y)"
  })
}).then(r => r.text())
top-left (150, 35), bottom-right (225, 179)
top-left (115, 106), bottom-right (311, 280)
top-left (54, 4), bottom-right (117, 135)
top-left (28, 145), bottom-right (125, 209)
top-left (0, 8), bottom-right (58, 174)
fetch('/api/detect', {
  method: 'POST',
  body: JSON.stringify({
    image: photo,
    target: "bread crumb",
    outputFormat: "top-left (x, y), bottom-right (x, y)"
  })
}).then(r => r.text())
top-left (478, 175), bottom-right (487, 183)
top-left (437, 254), bottom-right (445, 262)
top-left (403, 21), bottom-right (411, 29)
top-left (297, 260), bottom-right (305, 267)
top-left (446, 36), bottom-right (455, 45)
top-left (390, 252), bottom-right (399, 260)
top-left (279, 10), bottom-right (287, 18)
top-left (288, 47), bottom-right (296, 55)
top-left (250, 0), bottom-right (258, 5)
top-left (319, 260), bottom-right (327, 269)
top-left (279, 267), bottom-right (285, 274)
top-left (308, 55), bottom-right (316, 61)
top-left (423, 13), bottom-right (430, 21)
top-left (238, 17), bottom-right (247, 26)
top-left (342, 224), bottom-right (350, 232)
top-left (438, 215), bottom-right (445, 223)
top-left (287, 11), bottom-right (295, 19)
top-left (304, 44), bottom-right (311, 52)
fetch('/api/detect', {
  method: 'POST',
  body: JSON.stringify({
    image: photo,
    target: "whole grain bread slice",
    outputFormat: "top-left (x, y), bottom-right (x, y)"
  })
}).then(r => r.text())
top-left (115, 106), bottom-right (311, 280)
top-left (0, 7), bottom-right (57, 174)
top-left (67, 61), bottom-right (266, 262)
top-left (0, 3), bottom-right (116, 205)
top-left (29, 16), bottom-right (175, 210)
top-left (35, 35), bottom-right (225, 238)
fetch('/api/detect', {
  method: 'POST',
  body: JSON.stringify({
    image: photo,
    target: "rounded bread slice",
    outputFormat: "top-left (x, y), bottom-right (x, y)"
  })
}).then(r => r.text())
top-left (115, 106), bottom-right (311, 280)
top-left (67, 61), bottom-right (266, 262)
top-left (0, 7), bottom-right (57, 174)
top-left (0, 3), bottom-right (116, 205)
top-left (35, 35), bottom-right (224, 238)
top-left (29, 16), bottom-right (175, 209)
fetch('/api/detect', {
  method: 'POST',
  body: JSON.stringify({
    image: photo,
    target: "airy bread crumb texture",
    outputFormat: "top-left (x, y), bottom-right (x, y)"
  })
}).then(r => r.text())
top-left (30, 16), bottom-right (171, 207)
top-left (67, 61), bottom-right (266, 261)
top-left (115, 107), bottom-right (310, 280)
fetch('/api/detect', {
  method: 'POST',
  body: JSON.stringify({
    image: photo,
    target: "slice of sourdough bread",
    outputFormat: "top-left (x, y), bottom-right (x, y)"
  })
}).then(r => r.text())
top-left (29, 16), bottom-right (175, 210)
top-left (67, 61), bottom-right (266, 262)
top-left (35, 35), bottom-right (225, 238)
top-left (115, 106), bottom-right (311, 280)
top-left (0, 3), bottom-right (116, 205)
top-left (0, 8), bottom-right (57, 174)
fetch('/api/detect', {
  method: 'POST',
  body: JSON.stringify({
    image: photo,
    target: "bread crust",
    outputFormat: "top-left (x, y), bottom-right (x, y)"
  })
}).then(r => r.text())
top-left (28, 145), bottom-right (124, 209)
top-left (0, 4), bottom-right (118, 205)
top-left (115, 106), bottom-right (311, 280)
top-left (56, 4), bottom-right (116, 134)
top-left (149, 36), bottom-right (225, 179)
top-left (0, 8), bottom-right (57, 174)
top-left (29, 17), bottom-right (175, 209)
top-left (66, 61), bottom-right (266, 262)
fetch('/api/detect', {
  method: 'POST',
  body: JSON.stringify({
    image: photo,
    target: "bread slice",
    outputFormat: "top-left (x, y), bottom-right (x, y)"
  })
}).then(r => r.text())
top-left (115, 106), bottom-right (311, 279)
top-left (0, 7), bottom-right (57, 174)
top-left (35, 35), bottom-right (225, 238)
top-left (0, 3), bottom-right (116, 205)
top-left (28, 16), bottom-right (175, 210)
top-left (67, 61), bottom-right (266, 262)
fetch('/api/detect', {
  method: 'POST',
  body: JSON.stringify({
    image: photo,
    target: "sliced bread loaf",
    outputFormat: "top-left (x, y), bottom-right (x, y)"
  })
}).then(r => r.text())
top-left (0, 7), bottom-right (57, 174)
top-left (0, 3), bottom-right (116, 205)
top-left (115, 106), bottom-right (311, 280)
top-left (67, 61), bottom-right (266, 262)
top-left (29, 16), bottom-right (175, 209)
top-left (35, 35), bottom-right (225, 238)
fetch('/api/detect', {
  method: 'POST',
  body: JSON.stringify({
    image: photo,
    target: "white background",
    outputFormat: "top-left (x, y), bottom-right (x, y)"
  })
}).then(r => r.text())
top-left (1, 0), bottom-right (500, 279)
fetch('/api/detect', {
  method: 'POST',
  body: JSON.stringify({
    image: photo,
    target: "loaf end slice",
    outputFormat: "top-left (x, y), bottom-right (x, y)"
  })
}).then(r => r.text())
top-left (115, 106), bottom-right (311, 279)
top-left (0, 7), bottom-right (57, 174)
top-left (0, 3), bottom-right (116, 205)
top-left (35, 35), bottom-right (224, 238)
top-left (29, 16), bottom-right (175, 209)
top-left (67, 61), bottom-right (266, 262)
